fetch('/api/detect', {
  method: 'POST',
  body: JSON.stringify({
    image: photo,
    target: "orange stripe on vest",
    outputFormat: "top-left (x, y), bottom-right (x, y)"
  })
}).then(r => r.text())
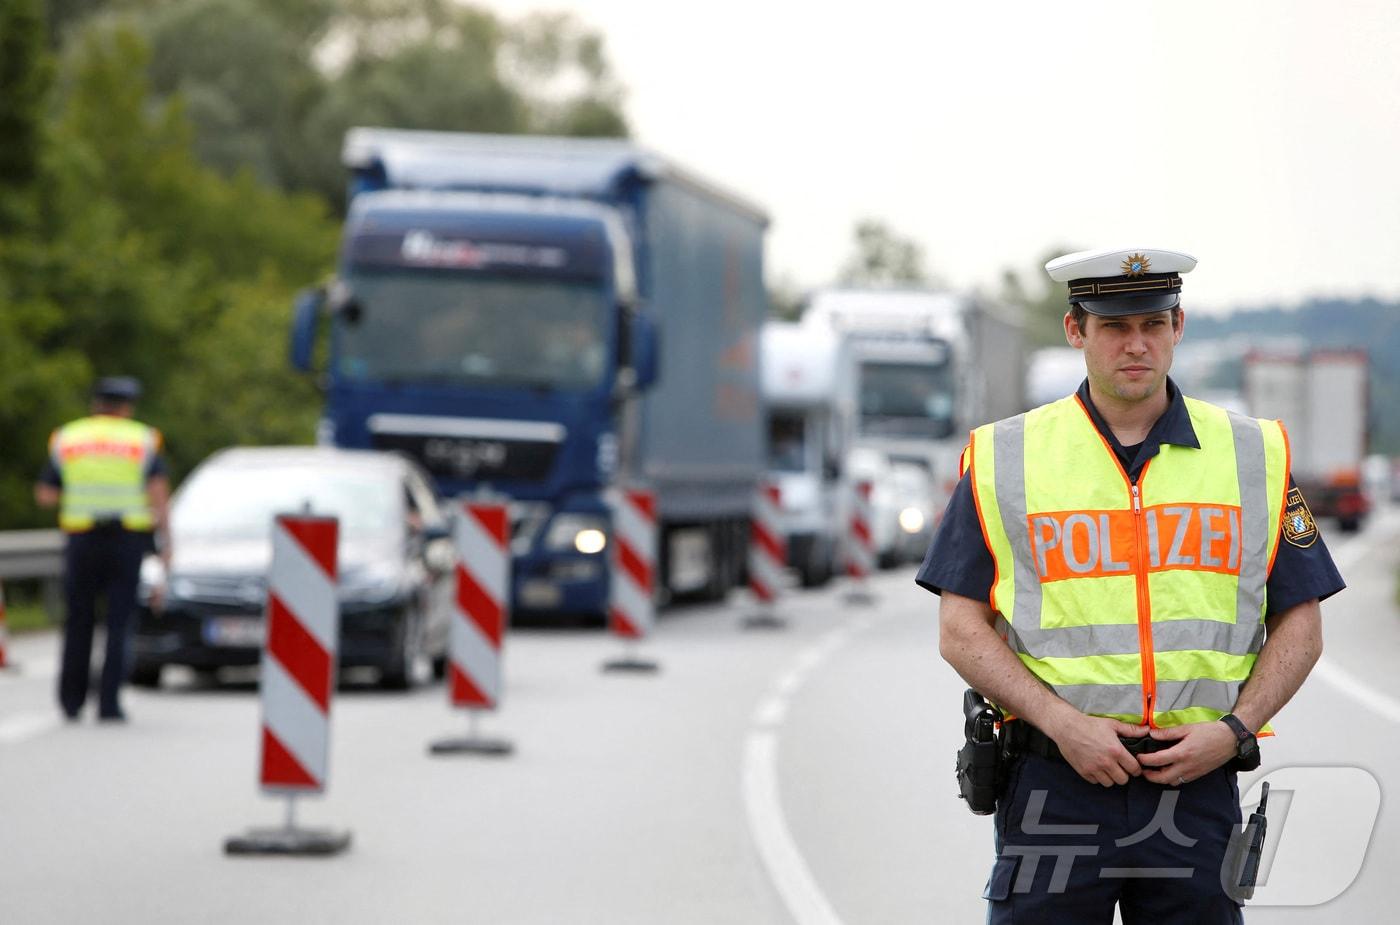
top-left (1028, 503), bottom-right (1242, 583)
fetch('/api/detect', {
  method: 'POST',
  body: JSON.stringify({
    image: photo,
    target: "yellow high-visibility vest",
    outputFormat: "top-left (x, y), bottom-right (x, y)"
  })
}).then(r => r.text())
top-left (50, 416), bottom-right (162, 532)
top-left (968, 394), bottom-right (1288, 729)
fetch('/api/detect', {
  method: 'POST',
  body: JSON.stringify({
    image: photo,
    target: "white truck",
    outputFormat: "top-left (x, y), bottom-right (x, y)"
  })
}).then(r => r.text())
top-left (802, 288), bottom-right (1026, 548)
top-left (1243, 349), bottom-right (1370, 532)
top-left (759, 320), bottom-right (854, 585)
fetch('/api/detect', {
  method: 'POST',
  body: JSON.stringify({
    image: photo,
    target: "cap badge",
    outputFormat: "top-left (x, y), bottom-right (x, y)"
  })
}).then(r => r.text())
top-left (1121, 253), bottom-right (1152, 277)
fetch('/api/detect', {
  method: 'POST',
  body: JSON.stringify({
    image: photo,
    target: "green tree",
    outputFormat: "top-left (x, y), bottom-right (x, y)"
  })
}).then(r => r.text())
top-left (0, 23), bottom-right (337, 528)
top-left (838, 219), bottom-right (931, 287)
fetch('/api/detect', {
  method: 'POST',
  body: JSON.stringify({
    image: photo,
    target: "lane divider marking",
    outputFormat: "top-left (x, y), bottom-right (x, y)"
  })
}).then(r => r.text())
top-left (1305, 506), bottom-right (1400, 726)
top-left (742, 614), bottom-right (879, 925)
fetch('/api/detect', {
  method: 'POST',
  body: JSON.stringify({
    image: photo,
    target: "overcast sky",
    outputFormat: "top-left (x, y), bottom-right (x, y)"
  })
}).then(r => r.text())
top-left (480, 1), bottom-right (1400, 313)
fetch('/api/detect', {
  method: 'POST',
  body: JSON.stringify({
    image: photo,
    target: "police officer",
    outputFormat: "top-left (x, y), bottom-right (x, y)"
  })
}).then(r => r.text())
top-left (35, 377), bottom-right (171, 722)
top-left (918, 248), bottom-right (1343, 923)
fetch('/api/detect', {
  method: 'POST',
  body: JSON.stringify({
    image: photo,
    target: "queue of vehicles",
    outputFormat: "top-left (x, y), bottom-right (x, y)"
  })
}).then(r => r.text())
top-left (130, 127), bottom-right (1029, 688)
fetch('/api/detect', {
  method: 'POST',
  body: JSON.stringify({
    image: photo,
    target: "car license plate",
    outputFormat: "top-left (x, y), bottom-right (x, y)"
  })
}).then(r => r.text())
top-left (204, 616), bottom-right (264, 648)
top-left (518, 580), bottom-right (561, 609)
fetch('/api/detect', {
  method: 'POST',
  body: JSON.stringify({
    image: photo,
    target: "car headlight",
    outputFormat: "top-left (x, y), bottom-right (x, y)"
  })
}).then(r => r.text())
top-left (543, 514), bottom-right (609, 554)
top-left (898, 507), bottom-right (926, 534)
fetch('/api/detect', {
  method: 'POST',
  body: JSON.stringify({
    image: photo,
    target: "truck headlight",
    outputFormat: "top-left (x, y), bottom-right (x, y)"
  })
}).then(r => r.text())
top-left (899, 507), bottom-right (926, 534)
top-left (544, 515), bottom-right (609, 554)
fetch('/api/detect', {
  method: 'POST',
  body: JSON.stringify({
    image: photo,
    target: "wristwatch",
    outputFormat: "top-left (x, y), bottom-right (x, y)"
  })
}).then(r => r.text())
top-left (1219, 713), bottom-right (1260, 771)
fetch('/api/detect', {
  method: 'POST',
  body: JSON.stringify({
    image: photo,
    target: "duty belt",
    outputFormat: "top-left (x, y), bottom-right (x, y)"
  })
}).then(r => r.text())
top-left (1001, 720), bottom-right (1174, 762)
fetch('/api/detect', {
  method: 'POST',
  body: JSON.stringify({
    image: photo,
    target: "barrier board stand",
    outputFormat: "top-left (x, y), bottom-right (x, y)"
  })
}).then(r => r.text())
top-left (602, 488), bottom-right (660, 673)
top-left (225, 513), bottom-right (350, 856)
top-left (431, 496), bottom-right (514, 757)
top-left (842, 480), bottom-right (878, 606)
top-left (0, 581), bottom-right (17, 671)
top-left (742, 481), bottom-right (788, 630)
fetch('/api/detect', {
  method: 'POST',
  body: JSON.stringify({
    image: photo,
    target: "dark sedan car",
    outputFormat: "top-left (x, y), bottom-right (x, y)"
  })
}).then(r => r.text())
top-left (132, 447), bottom-right (455, 689)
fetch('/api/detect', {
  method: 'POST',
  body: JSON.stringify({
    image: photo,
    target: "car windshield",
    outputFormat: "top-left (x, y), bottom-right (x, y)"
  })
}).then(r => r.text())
top-left (174, 463), bottom-right (402, 542)
top-left (767, 411), bottom-right (807, 472)
top-left (859, 361), bottom-right (956, 438)
top-left (336, 270), bottom-right (610, 391)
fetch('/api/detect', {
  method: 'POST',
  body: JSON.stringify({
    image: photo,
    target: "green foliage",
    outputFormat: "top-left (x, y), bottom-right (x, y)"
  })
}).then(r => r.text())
top-left (0, 0), bottom-right (50, 223)
top-left (0, 23), bottom-right (336, 529)
top-left (838, 219), bottom-right (931, 287)
top-left (122, 0), bottom-right (629, 205)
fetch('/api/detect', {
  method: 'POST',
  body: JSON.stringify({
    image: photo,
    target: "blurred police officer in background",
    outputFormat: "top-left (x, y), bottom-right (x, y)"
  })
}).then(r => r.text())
top-left (918, 248), bottom-right (1343, 922)
top-left (35, 377), bottom-right (171, 722)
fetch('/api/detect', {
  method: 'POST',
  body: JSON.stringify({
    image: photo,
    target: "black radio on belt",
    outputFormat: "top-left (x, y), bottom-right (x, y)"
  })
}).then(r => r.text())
top-left (955, 689), bottom-right (1003, 815)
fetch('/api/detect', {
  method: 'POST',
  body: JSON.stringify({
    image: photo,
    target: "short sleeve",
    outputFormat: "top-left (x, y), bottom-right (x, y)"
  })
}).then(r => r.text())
top-left (914, 472), bottom-right (996, 600)
top-left (1265, 482), bottom-right (1345, 615)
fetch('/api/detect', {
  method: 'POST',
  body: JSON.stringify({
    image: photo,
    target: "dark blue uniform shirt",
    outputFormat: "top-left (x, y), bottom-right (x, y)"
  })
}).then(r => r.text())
top-left (916, 378), bottom-right (1345, 616)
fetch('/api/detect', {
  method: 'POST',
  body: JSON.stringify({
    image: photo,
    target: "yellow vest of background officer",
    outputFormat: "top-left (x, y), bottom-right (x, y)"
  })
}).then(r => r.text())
top-left (49, 416), bottom-right (162, 533)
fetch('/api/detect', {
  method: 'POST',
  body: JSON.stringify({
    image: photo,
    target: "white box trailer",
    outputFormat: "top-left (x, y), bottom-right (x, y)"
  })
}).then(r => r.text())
top-left (1243, 349), bottom-right (1370, 531)
top-left (759, 321), bottom-right (855, 585)
top-left (802, 288), bottom-right (1026, 553)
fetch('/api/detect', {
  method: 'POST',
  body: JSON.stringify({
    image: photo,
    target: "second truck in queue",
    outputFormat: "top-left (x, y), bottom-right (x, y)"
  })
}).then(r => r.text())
top-left (291, 128), bottom-right (769, 616)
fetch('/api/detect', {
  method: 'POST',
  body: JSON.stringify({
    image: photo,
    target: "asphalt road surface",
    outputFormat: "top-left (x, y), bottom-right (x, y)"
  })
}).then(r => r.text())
top-left (1, 508), bottom-right (1397, 924)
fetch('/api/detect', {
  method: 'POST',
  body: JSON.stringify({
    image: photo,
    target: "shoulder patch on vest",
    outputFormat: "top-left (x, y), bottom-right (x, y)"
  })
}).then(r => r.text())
top-left (1282, 487), bottom-right (1318, 547)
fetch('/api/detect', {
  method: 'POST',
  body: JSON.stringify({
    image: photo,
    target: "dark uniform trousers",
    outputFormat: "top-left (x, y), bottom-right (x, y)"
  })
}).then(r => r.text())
top-left (59, 525), bottom-right (148, 716)
top-left (986, 753), bottom-right (1245, 924)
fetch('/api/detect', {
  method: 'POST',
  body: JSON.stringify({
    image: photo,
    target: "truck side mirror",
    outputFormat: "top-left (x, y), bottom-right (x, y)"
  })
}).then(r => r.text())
top-left (630, 312), bottom-right (659, 391)
top-left (290, 287), bottom-right (324, 372)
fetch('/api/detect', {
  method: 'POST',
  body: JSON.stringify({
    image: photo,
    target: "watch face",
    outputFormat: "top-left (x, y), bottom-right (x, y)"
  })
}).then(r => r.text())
top-left (1240, 736), bottom-right (1259, 757)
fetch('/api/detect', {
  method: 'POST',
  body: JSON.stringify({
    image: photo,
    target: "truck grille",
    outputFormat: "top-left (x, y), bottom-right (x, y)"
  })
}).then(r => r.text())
top-left (370, 432), bottom-right (559, 481)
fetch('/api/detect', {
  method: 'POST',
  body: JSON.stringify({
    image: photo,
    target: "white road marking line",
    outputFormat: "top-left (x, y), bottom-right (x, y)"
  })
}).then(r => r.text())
top-left (742, 619), bottom-right (878, 925)
top-left (742, 731), bottom-right (843, 925)
top-left (1310, 658), bottom-right (1400, 725)
top-left (0, 711), bottom-right (60, 745)
top-left (1305, 506), bottom-right (1400, 726)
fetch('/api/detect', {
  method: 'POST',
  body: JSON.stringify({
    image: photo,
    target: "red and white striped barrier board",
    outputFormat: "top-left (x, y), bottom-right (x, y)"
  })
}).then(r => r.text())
top-left (449, 501), bottom-right (509, 710)
top-left (846, 480), bottom-right (876, 580)
top-left (0, 580), bottom-right (10, 669)
top-left (609, 489), bottom-right (657, 639)
top-left (259, 515), bottom-right (338, 793)
top-left (749, 482), bottom-right (787, 605)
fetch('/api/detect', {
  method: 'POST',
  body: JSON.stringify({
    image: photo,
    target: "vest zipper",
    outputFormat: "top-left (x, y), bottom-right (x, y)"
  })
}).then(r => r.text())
top-left (1130, 474), bottom-right (1157, 728)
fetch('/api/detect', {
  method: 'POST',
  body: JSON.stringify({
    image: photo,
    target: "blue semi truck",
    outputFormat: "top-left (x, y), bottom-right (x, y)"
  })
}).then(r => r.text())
top-left (291, 128), bottom-right (769, 616)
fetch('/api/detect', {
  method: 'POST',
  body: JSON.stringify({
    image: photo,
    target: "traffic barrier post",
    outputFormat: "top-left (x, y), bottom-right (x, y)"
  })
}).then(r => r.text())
top-left (225, 513), bottom-right (350, 856)
top-left (0, 580), bottom-right (15, 671)
top-left (602, 487), bottom-right (660, 673)
top-left (431, 497), bottom-right (514, 757)
top-left (743, 481), bottom-right (788, 630)
top-left (843, 480), bottom-right (877, 605)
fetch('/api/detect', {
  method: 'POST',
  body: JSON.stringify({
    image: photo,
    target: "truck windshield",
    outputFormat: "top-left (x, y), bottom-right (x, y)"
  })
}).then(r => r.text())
top-left (859, 361), bottom-right (956, 438)
top-left (336, 270), bottom-right (610, 391)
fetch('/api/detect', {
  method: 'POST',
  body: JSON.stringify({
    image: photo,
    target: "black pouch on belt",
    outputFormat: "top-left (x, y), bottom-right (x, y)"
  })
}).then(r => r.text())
top-left (955, 689), bottom-right (1003, 815)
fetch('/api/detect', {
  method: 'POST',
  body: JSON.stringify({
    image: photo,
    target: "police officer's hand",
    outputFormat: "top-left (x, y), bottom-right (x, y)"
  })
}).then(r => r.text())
top-left (1051, 713), bottom-right (1149, 787)
top-left (1137, 723), bottom-right (1237, 786)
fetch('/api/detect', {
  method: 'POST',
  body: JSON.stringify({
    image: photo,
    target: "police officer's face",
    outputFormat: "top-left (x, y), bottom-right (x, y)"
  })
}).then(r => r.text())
top-left (1065, 308), bottom-right (1184, 405)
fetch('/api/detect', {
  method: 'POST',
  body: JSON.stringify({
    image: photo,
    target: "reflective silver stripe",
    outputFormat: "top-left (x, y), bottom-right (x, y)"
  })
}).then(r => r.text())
top-left (1229, 412), bottom-right (1270, 633)
top-left (1053, 683), bottom-right (1145, 716)
top-left (65, 484), bottom-right (144, 497)
top-left (1155, 678), bottom-right (1241, 715)
top-left (993, 415), bottom-right (1042, 628)
top-left (1153, 619), bottom-right (1265, 656)
top-left (1007, 618), bottom-right (1264, 660)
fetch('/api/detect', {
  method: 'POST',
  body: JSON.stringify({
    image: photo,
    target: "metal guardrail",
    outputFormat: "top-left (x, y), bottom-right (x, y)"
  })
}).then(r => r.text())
top-left (0, 529), bottom-right (64, 581)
